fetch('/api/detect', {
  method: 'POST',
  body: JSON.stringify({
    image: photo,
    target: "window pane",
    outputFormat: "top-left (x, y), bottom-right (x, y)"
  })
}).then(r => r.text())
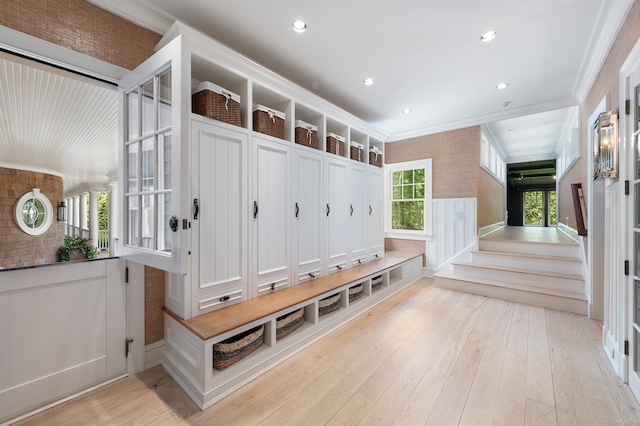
top-left (141, 138), bottom-right (154, 192)
top-left (142, 80), bottom-right (154, 136)
top-left (524, 191), bottom-right (543, 225)
top-left (127, 195), bottom-right (138, 246)
top-left (393, 186), bottom-right (402, 199)
top-left (141, 194), bottom-right (154, 249)
top-left (549, 191), bottom-right (557, 225)
top-left (127, 89), bottom-right (138, 141)
top-left (414, 168), bottom-right (424, 184)
top-left (636, 232), bottom-right (640, 278)
top-left (127, 143), bottom-right (138, 194)
top-left (393, 171), bottom-right (402, 185)
top-left (392, 201), bottom-right (424, 231)
top-left (403, 170), bottom-right (413, 184)
top-left (403, 185), bottom-right (414, 199)
top-left (635, 279), bottom-right (640, 325)
top-left (415, 183), bottom-right (425, 198)
top-left (158, 69), bottom-right (171, 130)
top-left (157, 193), bottom-right (171, 252)
top-left (158, 132), bottom-right (171, 191)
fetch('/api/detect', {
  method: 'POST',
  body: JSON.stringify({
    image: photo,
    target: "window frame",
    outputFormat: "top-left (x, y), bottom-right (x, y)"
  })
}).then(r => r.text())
top-left (384, 159), bottom-right (433, 241)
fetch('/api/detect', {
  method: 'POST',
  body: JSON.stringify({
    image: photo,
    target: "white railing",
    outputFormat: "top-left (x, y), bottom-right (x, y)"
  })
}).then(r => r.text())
top-left (98, 229), bottom-right (109, 251)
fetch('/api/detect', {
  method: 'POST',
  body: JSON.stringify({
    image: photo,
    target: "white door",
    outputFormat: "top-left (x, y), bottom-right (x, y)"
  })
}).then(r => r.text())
top-left (293, 147), bottom-right (324, 284)
top-left (192, 120), bottom-right (248, 301)
top-left (349, 162), bottom-right (368, 264)
top-left (629, 62), bottom-right (640, 400)
top-left (368, 165), bottom-right (384, 259)
top-left (325, 156), bottom-right (349, 273)
top-left (252, 136), bottom-right (292, 296)
top-left (118, 35), bottom-right (189, 275)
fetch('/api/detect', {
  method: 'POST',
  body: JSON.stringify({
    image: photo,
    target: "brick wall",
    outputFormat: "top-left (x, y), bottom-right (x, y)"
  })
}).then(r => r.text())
top-left (0, 167), bottom-right (63, 269)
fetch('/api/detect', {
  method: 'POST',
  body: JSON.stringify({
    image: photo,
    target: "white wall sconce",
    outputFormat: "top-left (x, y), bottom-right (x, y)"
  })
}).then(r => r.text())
top-left (57, 201), bottom-right (67, 221)
top-left (593, 111), bottom-right (618, 179)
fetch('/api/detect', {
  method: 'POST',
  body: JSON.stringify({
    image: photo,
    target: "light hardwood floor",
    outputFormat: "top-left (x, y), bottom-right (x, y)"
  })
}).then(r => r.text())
top-left (15, 279), bottom-right (640, 425)
top-left (482, 226), bottom-right (577, 245)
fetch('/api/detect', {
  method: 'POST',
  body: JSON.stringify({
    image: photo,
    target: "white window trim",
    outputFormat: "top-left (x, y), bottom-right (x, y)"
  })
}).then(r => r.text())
top-left (384, 159), bottom-right (433, 241)
top-left (480, 132), bottom-right (506, 184)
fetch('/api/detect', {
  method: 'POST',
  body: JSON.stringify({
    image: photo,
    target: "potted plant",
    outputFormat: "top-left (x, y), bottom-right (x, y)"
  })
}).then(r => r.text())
top-left (58, 235), bottom-right (99, 261)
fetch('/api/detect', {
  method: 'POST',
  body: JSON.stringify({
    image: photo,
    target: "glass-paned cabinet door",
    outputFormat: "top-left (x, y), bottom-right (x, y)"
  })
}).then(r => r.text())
top-left (118, 36), bottom-right (186, 274)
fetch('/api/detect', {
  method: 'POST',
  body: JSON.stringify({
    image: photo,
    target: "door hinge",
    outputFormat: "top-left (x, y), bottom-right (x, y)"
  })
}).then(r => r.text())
top-left (625, 260), bottom-right (629, 276)
top-left (625, 180), bottom-right (630, 195)
top-left (625, 340), bottom-right (629, 356)
top-left (125, 338), bottom-right (134, 357)
top-left (125, 266), bottom-right (129, 283)
top-left (626, 99), bottom-right (631, 115)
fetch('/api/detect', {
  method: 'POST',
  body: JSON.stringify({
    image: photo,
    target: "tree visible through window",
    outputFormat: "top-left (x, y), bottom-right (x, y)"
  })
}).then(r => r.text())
top-left (524, 190), bottom-right (557, 226)
top-left (391, 168), bottom-right (425, 230)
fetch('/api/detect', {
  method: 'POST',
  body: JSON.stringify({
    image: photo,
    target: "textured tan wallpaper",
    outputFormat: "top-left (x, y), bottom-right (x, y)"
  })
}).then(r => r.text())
top-left (0, 0), bottom-right (161, 70)
top-left (144, 265), bottom-right (166, 345)
top-left (558, 0), bottom-right (640, 229)
top-left (386, 126), bottom-right (481, 199)
top-left (385, 238), bottom-right (426, 266)
top-left (477, 168), bottom-right (505, 228)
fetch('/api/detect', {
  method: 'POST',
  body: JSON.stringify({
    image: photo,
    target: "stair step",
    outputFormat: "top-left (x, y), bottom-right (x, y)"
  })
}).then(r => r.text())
top-left (451, 261), bottom-right (584, 293)
top-left (479, 239), bottom-right (580, 258)
top-left (471, 250), bottom-right (582, 275)
top-left (434, 269), bottom-right (587, 315)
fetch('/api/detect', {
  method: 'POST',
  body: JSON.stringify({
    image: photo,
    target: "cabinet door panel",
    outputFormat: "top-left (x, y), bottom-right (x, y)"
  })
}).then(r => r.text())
top-left (252, 137), bottom-right (291, 288)
top-left (192, 121), bottom-right (248, 297)
top-left (326, 157), bottom-right (348, 270)
top-left (368, 166), bottom-right (384, 257)
top-left (350, 164), bottom-right (367, 262)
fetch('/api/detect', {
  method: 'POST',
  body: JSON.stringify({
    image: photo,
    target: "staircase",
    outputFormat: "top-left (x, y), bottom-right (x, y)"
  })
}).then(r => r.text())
top-left (434, 236), bottom-right (587, 315)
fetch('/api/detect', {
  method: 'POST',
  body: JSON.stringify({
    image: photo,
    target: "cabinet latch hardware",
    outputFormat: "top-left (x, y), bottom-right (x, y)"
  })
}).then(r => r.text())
top-left (326, 203), bottom-right (330, 217)
top-left (625, 260), bottom-right (630, 276)
top-left (375, 254), bottom-right (379, 258)
top-left (625, 340), bottom-right (630, 356)
top-left (336, 264), bottom-right (342, 270)
top-left (625, 180), bottom-right (630, 196)
top-left (183, 219), bottom-right (189, 230)
top-left (369, 205), bottom-right (372, 216)
top-left (125, 266), bottom-right (129, 283)
top-left (295, 202), bottom-right (299, 218)
top-left (309, 272), bottom-right (316, 279)
top-left (350, 204), bottom-right (354, 216)
top-left (271, 283), bottom-right (276, 291)
top-left (125, 338), bottom-right (134, 358)
top-left (254, 201), bottom-right (259, 219)
top-left (194, 199), bottom-right (199, 220)
top-left (219, 295), bottom-right (230, 302)
top-left (358, 259), bottom-right (362, 264)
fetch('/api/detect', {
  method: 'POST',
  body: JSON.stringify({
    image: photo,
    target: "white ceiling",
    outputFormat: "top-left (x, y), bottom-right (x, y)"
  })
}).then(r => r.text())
top-left (0, 1), bottom-right (632, 193)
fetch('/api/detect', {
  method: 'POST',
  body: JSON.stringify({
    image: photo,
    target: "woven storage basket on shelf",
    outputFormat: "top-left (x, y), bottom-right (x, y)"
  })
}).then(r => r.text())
top-left (369, 146), bottom-right (383, 167)
top-left (276, 307), bottom-right (304, 340)
top-left (327, 133), bottom-right (346, 156)
top-left (349, 283), bottom-right (363, 302)
top-left (213, 324), bottom-right (264, 371)
top-left (350, 142), bottom-right (364, 162)
top-left (371, 275), bottom-right (383, 292)
top-left (294, 120), bottom-right (318, 149)
top-left (253, 105), bottom-right (285, 139)
top-left (318, 293), bottom-right (341, 316)
top-left (192, 81), bottom-right (241, 126)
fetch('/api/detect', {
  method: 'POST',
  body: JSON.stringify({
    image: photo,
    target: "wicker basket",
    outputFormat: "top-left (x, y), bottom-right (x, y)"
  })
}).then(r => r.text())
top-left (276, 308), bottom-right (304, 340)
top-left (192, 81), bottom-right (241, 126)
top-left (369, 146), bottom-right (383, 167)
top-left (349, 283), bottom-right (363, 302)
top-left (213, 324), bottom-right (264, 371)
top-left (295, 120), bottom-right (318, 149)
top-left (253, 105), bottom-right (285, 139)
top-left (318, 293), bottom-right (341, 316)
top-left (372, 275), bottom-right (383, 292)
top-left (327, 133), bottom-right (346, 156)
top-left (350, 142), bottom-right (364, 162)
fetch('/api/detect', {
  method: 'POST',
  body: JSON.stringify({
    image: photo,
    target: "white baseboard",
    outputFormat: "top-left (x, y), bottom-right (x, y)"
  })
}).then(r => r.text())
top-left (145, 340), bottom-right (165, 369)
top-left (604, 330), bottom-right (628, 382)
top-left (557, 222), bottom-right (580, 243)
top-left (478, 221), bottom-right (504, 239)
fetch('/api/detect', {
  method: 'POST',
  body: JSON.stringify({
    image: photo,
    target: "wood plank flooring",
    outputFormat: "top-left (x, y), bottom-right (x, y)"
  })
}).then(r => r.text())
top-left (482, 226), bottom-right (577, 245)
top-left (14, 278), bottom-right (640, 425)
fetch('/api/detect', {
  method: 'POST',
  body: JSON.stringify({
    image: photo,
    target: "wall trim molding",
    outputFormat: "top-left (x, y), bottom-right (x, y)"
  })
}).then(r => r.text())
top-left (478, 221), bottom-right (505, 239)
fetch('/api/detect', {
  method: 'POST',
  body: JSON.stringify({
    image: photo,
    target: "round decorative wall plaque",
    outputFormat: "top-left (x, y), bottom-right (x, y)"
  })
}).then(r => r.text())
top-left (14, 188), bottom-right (53, 235)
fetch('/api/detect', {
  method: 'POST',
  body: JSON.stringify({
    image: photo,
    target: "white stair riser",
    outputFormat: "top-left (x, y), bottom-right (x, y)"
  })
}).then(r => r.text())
top-left (435, 276), bottom-right (587, 316)
top-left (470, 252), bottom-right (582, 275)
top-left (479, 240), bottom-right (580, 258)
top-left (452, 263), bottom-right (584, 294)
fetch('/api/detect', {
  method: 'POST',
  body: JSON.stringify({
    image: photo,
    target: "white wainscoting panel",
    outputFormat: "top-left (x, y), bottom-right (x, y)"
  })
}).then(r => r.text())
top-left (426, 198), bottom-right (477, 272)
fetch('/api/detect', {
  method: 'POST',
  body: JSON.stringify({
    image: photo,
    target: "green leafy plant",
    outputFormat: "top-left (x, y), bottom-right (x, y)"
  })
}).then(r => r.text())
top-left (57, 235), bottom-right (99, 261)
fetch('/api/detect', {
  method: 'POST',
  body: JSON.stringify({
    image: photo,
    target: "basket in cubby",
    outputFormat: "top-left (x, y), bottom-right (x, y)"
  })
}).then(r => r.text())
top-left (349, 283), bottom-right (363, 302)
top-left (276, 307), bottom-right (304, 340)
top-left (318, 293), bottom-right (341, 316)
top-left (213, 324), bottom-right (264, 371)
top-left (350, 141), bottom-right (364, 162)
top-left (253, 105), bottom-right (285, 139)
top-left (295, 120), bottom-right (318, 149)
top-left (371, 275), bottom-right (383, 292)
top-left (327, 133), bottom-right (346, 156)
top-left (369, 146), bottom-right (383, 167)
top-left (192, 81), bottom-right (241, 126)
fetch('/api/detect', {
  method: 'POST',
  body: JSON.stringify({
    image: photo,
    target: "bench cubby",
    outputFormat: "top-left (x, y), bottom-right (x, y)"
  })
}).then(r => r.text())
top-left (162, 251), bottom-right (423, 409)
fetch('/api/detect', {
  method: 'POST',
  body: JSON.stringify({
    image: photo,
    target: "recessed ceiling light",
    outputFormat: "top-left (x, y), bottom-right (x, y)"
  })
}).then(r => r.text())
top-left (363, 78), bottom-right (374, 86)
top-left (481, 30), bottom-right (497, 42)
top-left (291, 20), bottom-right (307, 33)
top-left (495, 82), bottom-right (509, 90)
top-left (402, 109), bottom-right (411, 114)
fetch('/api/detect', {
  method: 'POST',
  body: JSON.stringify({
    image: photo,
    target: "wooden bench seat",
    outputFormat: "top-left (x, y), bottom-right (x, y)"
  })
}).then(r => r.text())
top-left (163, 251), bottom-right (422, 341)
